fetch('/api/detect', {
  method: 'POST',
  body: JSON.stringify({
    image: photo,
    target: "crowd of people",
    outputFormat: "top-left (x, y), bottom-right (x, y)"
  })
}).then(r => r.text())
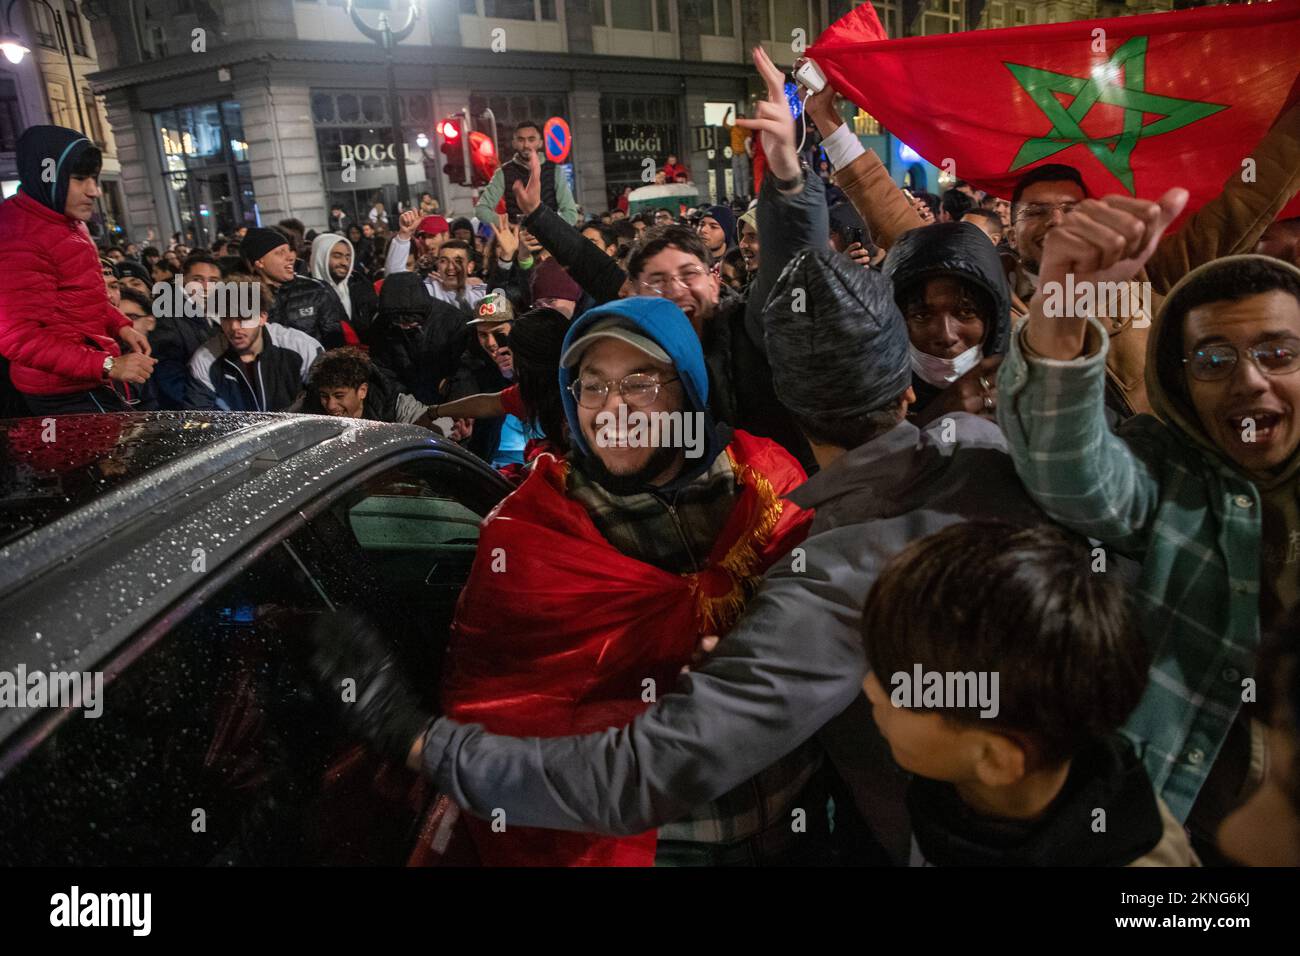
top-left (3, 42), bottom-right (1300, 868)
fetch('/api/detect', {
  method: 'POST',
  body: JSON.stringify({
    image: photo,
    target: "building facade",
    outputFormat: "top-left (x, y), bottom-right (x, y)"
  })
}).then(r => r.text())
top-left (1, 0), bottom-right (125, 239)
top-left (67, 0), bottom-right (1186, 244)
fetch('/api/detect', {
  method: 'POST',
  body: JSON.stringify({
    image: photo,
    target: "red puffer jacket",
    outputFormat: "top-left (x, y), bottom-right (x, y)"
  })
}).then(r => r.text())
top-left (0, 191), bottom-right (129, 395)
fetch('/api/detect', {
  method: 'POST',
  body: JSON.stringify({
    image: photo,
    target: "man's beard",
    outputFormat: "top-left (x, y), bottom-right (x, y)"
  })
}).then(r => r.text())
top-left (330, 267), bottom-right (349, 283)
top-left (578, 443), bottom-right (681, 496)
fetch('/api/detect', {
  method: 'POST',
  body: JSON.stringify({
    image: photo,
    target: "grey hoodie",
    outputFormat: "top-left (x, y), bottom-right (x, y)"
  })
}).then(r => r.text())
top-left (421, 412), bottom-right (1044, 860)
top-left (309, 232), bottom-right (354, 320)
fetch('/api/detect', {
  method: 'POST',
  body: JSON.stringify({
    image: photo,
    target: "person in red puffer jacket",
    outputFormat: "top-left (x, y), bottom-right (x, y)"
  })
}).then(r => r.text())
top-left (0, 125), bottom-right (155, 415)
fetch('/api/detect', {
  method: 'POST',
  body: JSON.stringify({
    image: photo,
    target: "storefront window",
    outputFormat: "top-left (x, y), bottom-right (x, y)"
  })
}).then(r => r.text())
top-left (312, 89), bottom-right (437, 225)
top-left (600, 93), bottom-right (680, 208)
top-left (153, 100), bottom-right (255, 246)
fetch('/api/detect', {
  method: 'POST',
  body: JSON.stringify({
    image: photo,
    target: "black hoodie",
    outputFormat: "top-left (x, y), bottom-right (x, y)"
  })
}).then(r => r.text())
top-left (883, 221), bottom-right (1012, 415)
top-left (368, 272), bottom-right (468, 404)
top-left (17, 125), bottom-right (94, 214)
top-left (907, 735), bottom-right (1166, 866)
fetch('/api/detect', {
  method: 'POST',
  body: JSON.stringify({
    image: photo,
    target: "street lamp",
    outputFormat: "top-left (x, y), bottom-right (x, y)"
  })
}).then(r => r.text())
top-left (1, 0), bottom-right (89, 134)
top-left (345, 0), bottom-right (420, 210)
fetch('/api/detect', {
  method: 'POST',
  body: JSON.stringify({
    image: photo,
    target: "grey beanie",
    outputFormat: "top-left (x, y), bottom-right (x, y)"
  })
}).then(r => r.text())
top-left (763, 249), bottom-right (911, 421)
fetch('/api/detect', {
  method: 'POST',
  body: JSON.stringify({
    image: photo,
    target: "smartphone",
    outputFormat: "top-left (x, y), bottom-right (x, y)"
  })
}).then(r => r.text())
top-left (792, 57), bottom-right (827, 94)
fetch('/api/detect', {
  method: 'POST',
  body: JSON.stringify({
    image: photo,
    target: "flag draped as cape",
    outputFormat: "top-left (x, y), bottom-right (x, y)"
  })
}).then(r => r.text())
top-left (419, 430), bottom-right (812, 867)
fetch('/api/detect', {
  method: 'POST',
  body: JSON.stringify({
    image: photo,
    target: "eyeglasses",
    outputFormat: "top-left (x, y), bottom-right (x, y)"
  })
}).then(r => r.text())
top-left (1014, 201), bottom-right (1078, 222)
top-left (1184, 337), bottom-right (1300, 382)
top-left (568, 373), bottom-right (679, 409)
top-left (637, 267), bottom-right (709, 297)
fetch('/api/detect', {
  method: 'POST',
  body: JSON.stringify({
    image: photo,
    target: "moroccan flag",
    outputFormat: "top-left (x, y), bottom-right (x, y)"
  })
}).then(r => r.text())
top-left (806, 1), bottom-right (1300, 220)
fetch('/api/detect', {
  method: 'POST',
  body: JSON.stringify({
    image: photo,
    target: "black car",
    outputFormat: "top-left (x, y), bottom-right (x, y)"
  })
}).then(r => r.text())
top-left (0, 412), bottom-right (512, 865)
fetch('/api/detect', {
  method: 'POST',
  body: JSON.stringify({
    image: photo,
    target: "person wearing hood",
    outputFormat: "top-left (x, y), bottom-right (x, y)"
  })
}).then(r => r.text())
top-left (309, 232), bottom-right (377, 339)
top-left (0, 125), bottom-right (155, 413)
top-left (500, 47), bottom-right (821, 472)
top-left (307, 251), bottom-right (1049, 867)
top-left (383, 294), bottom-right (812, 867)
top-left (806, 75), bottom-right (1300, 425)
top-left (998, 185), bottom-right (1300, 857)
top-left (242, 226), bottom-right (347, 348)
top-left (882, 220), bottom-right (1012, 427)
top-left (367, 271), bottom-right (468, 406)
top-left (442, 292), bottom-right (529, 467)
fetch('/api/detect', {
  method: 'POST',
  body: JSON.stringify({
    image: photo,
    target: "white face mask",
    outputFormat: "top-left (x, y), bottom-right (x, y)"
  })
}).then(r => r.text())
top-left (909, 342), bottom-right (983, 388)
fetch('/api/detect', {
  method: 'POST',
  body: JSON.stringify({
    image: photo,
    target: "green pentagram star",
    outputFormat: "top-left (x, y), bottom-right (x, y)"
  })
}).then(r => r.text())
top-left (1005, 36), bottom-right (1227, 192)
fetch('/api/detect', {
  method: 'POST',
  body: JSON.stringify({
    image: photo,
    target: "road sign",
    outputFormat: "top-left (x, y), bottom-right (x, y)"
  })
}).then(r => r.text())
top-left (543, 116), bottom-right (571, 164)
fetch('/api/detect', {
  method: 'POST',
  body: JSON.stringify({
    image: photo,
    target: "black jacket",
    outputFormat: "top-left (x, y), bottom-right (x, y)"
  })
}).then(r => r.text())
top-left (882, 221), bottom-right (1012, 415)
top-left (186, 323), bottom-right (321, 412)
top-left (523, 172), bottom-right (825, 471)
top-left (347, 270), bottom-right (380, 341)
top-left (150, 310), bottom-right (214, 410)
top-left (268, 274), bottom-right (347, 348)
top-left (445, 343), bottom-right (511, 464)
top-left (368, 272), bottom-right (468, 404)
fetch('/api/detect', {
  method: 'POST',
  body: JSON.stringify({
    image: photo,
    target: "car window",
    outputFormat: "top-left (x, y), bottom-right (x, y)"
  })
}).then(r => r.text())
top-left (293, 455), bottom-right (506, 714)
top-left (0, 453), bottom-right (505, 865)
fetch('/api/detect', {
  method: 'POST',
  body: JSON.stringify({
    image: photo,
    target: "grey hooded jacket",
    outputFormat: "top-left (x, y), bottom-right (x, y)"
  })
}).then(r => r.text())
top-left (421, 413), bottom-right (1045, 857)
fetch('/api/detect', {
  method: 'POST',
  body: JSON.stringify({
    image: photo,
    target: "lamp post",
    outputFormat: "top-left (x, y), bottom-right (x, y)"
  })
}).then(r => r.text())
top-left (345, 0), bottom-right (419, 211)
top-left (1, 0), bottom-right (89, 135)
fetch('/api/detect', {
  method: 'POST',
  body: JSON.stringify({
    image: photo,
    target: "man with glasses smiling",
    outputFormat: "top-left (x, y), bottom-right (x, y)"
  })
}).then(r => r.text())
top-left (502, 47), bottom-right (827, 471)
top-left (999, 184), bottom-right (1300, 860)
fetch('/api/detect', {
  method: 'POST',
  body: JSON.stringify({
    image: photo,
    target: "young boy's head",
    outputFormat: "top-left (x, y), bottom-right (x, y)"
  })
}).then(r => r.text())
top-left (860, 521), bottom-right (1149, 793)
top-left (1219, 608), bottom-right (1300, 865)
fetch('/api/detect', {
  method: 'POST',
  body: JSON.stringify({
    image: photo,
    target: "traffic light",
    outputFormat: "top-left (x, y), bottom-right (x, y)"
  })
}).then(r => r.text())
top-left (468, 130), bottom-right (498, 188)
top-left (439, 117), bottom-right (468, 185)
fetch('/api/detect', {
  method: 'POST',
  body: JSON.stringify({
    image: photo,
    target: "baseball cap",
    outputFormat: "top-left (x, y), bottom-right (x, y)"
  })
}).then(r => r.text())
top-left (560, 316), bottom-right (672, 369)
top-left (466, 290), bottom-right (516, 326)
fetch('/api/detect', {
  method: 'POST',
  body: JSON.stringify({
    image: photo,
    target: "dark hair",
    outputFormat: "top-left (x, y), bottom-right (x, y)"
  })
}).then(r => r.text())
top-left (582, 223), bottom-right (618, 249)
top-left (912, 191), bottom-right (940, 220)
top-left (219, 272), bottom-right (266, 317)
top-left (67, 145), bottom-right (103, 179)
top-left (721, 247), bottom-right (746, 272)
top-left (308, 347), bottom-right (372, 392)
top-left (940, 188), bottom-right (975, 222)
top-left (1157, 257), bottom-right (1300, 406)
top-left (515, 120), bottom-right (543, 137)
top-left (277, 218), bottom-right (306, 237)
top-left (861, 521), bottom-right (1149, 767)
top-left (626, 224), bottom-right (711, 278)
top-left (142, 246), bottom-right (161, 262)
top-left (182, 250), bottom-right (221, 276)
top-left (962, 208), bottom-right (1003, 232)
top-left (1011, 163), bottom-right (1088, 209)
top-left (506, 307), bottom-right (571, 453)
top-left (610, 219), bottom-right (637, 244)
top-left (439, 238), bottom-right (472, 255)
top-left (118, 287), bottom-right (152, 313)
top-left (790, 404), bottom-right (906, 452)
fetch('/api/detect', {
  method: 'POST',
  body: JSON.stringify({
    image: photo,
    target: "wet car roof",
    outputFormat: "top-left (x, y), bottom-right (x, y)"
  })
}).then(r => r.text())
top-left (0, 412), bottom-right (279, 549)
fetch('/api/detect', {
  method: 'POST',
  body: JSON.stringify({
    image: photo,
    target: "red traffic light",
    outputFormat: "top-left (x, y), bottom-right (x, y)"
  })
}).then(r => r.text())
top-left (468, 130), bottom-right (499, 188)
top-left (438, 118), bottom-right (461, 140)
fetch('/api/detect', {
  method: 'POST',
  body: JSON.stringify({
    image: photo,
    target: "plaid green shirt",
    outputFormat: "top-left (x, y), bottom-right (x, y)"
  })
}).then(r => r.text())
top-left (999, 319), bottom-right (1261, 822)
top-left (565, 448), bottom-right (823, 844)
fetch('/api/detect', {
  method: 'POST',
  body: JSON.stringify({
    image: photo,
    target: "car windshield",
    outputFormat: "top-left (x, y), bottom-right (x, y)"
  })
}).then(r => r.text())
top-left (0, 412), bottom-right (276, 550)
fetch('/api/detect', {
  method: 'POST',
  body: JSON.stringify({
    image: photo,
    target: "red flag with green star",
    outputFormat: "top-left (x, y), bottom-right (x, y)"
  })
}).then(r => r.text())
top-left (806, 1), bottom-right (1300, 221)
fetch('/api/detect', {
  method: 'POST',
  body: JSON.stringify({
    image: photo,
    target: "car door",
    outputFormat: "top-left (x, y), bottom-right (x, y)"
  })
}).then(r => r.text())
top-left (0, 449), bottom-right (509, 865)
